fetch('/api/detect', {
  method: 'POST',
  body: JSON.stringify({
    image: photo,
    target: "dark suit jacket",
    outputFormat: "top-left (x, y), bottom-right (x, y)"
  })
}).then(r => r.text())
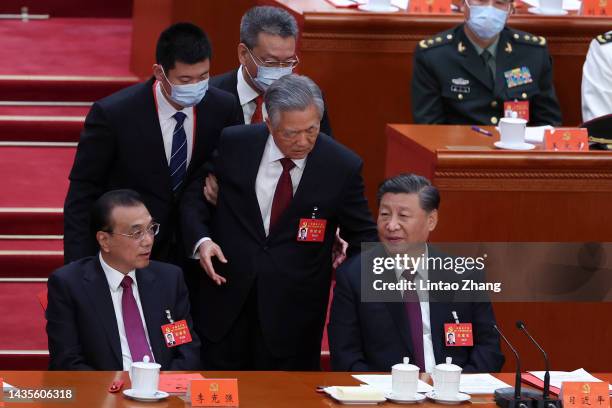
top-left (180, 124), bottom-right (377, 357)
top-left (63, 78), bottom-right (241, 264)
top-left (412, 24), bottom-right (562, 126)
top-left (46, 257), bottom-right (201, 371)
top-left (210, 68), bottom-right (334, 137)
top-left (328, 246), bottom-right (505, 373)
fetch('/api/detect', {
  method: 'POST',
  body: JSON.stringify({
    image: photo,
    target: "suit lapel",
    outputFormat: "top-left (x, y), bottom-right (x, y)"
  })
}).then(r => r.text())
top-left (457, 28), bottom-right (494, 91)
top-left (82, 261), bottom-right (122, 368)
top-left (136, 267), bottom-right (164, 365)
top-left (242, 128), bottom-right (268, 241)
top-left (138, 78), bottom-right (173, 192)
top-left (384, 269), bottom-right (414, 357)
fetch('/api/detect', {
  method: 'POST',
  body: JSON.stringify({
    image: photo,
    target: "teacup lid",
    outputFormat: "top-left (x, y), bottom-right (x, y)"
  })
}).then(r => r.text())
top-left (434, 357), bottom-right (462, 372)
top-left (131, 355), bottom-right (161, 369)
top-left (392, 357), bottom-right (420, 372)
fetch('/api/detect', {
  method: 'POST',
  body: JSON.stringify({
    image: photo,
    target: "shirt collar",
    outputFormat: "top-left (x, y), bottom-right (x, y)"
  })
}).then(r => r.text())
top-left (395, 245), bottom-right (430, 282)
top-left (99, 252), bottom-right (136, 292)
top-left (466, 34), bottom-right (500, 58)
top-left (237, 65), bottom-right (261, 106)
top-left (155, 81), bottom-right (194, 122)
top-left (264, 134), bottom-right (307, 170)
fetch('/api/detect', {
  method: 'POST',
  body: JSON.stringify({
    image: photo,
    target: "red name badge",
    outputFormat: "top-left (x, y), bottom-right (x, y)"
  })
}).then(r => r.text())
top-left (544, 128), bottom-right (589, 151)
top-left (444, 323), bottom-right (474, 347)
top-left (581, 0), bottom-right (612, 15)
top-left (504, 101), bottom-right (530, 121)
top-left (297, 218), bottom-right (327, 242)
top-left (161, 320), bottom-right (192, 348)
top-left (409, 0), bottom-right (452, 13)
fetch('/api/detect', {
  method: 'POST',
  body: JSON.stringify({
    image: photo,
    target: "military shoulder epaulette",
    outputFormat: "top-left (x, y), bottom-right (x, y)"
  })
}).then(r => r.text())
top-left (596, 31), bottom-right (612, 45)
top-left (509, 29), bottom-right (547, 47)
top-left (418, 31), bottom-right (455, 50)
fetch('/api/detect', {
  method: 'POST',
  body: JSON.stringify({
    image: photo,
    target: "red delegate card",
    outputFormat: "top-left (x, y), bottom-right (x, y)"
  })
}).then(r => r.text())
top-left (161, 319), bottom-right (192, 348)
top-left (297, 218), bottom-right (327, 242)
top-left (504, 101), bottom-right (529, 121)
top-left (444, 323), bottom-right (474, 347)
top-left (545, 128), bottom-right (589, 151)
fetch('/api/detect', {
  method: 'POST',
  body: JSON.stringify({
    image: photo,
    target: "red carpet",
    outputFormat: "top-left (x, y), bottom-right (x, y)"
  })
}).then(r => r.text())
top-left (0, 283), bottom-right (47, 350)
top-left (1, 0), bottom-right (132, 18)
top-left (0, 106), bottom-right (89, 116)
top-left (0, 146), bottom-right (73, 235)
top-left (0, 239), bottom-right (63, 278)
top-left (0, 116), bottom-right (83, 142)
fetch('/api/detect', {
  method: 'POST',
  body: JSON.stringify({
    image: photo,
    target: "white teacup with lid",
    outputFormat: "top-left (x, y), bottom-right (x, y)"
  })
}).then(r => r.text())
top-left (392, 356), bottom-right (420, 398)
top-left (432, 357), bottom-right (462, 399)
top-left (129, 355), bottom-right (161, 397)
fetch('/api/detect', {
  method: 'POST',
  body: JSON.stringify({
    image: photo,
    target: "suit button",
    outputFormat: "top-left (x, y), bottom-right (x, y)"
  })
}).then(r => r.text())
top-left (521, 92), bottom-right (528, 99)
top-left (491, 101), bottom-right (498, 108)
top-left (491, 116), bottom-right (498, 125)
top-left (458, 94), bottom-right (463, 100)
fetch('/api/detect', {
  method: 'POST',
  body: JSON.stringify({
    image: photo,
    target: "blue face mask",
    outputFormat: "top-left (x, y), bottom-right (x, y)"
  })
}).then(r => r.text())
top-left (466, 4), bottom-right (508, 40)
top-left (245, 50), bottom-right (294, 91)
top-left (161, 68), bottom-right (209, 107)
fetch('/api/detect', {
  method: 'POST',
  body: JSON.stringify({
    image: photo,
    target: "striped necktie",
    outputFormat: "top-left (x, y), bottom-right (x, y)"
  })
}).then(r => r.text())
top-left (169, 111), bottom-right (187, 192)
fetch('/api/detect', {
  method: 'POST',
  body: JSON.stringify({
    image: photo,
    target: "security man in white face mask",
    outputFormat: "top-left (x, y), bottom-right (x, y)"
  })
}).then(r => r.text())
top-left (210, 6), bottom-right (333, 135)
top-left (411, 0), bottom-right (562, 127)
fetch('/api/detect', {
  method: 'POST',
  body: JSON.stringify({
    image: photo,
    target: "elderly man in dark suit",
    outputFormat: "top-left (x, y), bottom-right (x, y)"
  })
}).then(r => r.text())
top-left (180, 74), bottom-right (377, 370)
top-left (64, 22), bottom-right (241, 264)
top-left (47, 190), bottom-right (200, 370)
top-left (329, 174), bottom-right (504, 373)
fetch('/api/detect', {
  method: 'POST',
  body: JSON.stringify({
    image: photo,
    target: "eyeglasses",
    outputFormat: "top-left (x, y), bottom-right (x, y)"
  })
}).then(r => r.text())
top-left (107, 223), bottom-right (160, 241)
top-left (466, 0), bottom-right (512, 9)
top-left (247, 48), bottom-right (300, 69)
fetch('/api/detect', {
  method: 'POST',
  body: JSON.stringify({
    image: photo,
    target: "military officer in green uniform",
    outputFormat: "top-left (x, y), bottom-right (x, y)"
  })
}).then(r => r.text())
top-left (411, 0), bottom-right (562, 126)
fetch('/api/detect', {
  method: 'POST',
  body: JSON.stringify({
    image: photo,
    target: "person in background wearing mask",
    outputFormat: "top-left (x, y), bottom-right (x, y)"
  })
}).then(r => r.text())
top-left (210, 6), bottom-right (332, 134)
top-left (64, 23), bottom-right (241, 264)
top-left (411, 0), bottom-right (562, 126)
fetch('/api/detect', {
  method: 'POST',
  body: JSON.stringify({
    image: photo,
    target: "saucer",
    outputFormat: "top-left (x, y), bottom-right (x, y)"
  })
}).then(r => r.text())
top-left (494, 141), bottom-right (536, 151)
top-left (385, 392), bottom-right (427, 403)
top-left (425, 391), bottom-right (471, 404)
top-left (527, 6), bottom-right (568, 14)
top-left (358, 4), bottom-right (400, 12)
top-left (123, 389), bottom-right (169, 402)
top-left (324, 386), bottom-right (387, 404)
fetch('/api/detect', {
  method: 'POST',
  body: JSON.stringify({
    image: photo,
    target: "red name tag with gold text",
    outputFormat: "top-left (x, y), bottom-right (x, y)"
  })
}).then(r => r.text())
top-left (444, 323), bottom-right (474, 347)
top-left (161, 320), bottom-right (192, 348)
top-left (504, 101), bottom-right (530, 121)
top-left (296, 218), bottom-right (327, 242)
top-left (545, 128), bottom-right (589, 151)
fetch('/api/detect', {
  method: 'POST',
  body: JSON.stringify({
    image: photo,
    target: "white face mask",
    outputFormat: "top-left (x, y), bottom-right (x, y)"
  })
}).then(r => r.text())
top-left (161, 68), bottom-right (209, 107)
top-left (245, 49), bottom-right (295, 91)
top-left (465, 1), bottom-right (509, 40)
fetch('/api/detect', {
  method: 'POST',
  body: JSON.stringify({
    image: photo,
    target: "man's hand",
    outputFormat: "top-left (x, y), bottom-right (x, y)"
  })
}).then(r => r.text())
top-left (197, 240), bottom-right (228, 285)
top-left (203, 173), bottom-right (219, 206)
top-left (332, 227), bottom-right (348, 269)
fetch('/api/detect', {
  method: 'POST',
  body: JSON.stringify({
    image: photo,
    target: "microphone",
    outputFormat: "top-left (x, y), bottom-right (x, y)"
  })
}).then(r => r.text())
top-left (493, 324), bottom-right (537, 408)
top-left (516, 321), bottom-right (562, 408)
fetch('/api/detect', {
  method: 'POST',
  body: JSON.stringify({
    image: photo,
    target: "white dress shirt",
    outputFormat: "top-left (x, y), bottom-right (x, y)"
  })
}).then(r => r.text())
top-left (395, 247), bottom-right (436, 373)
top-left (99, 253), bottom-right (154, 371)
top-left (155, 81), bottom-right (195, 166)
top-left (236, 65), bottom-right (268, 124)
top-left (256, 134), bottom-right (306, 236)
top-left (582, 32), bottom-right (612, 122)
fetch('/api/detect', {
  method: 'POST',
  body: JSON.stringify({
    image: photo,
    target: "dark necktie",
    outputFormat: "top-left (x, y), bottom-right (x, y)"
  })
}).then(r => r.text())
top-left (269, 157), bottom-right (295, 231)
top-left (251, 95), bottom-right (264, 124)
top-left (120, 275), bottom-right (152, 364)
top-left (402, 269), bottom-right (425, 371)
top-left (481, 49), bottom-right (495, 84)
top-left (169, 111), bottom-right (187, 192)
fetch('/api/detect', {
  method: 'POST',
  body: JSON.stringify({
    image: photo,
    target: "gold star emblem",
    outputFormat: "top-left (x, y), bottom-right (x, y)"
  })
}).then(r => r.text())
top-left (505, 42), bottom-right (513, 53)
top-left (458, 42), bottom-right (466, 53)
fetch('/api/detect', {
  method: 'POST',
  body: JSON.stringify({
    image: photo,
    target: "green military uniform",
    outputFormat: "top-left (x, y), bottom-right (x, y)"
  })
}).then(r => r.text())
top-left (412, 24), bottom-right (562, 126)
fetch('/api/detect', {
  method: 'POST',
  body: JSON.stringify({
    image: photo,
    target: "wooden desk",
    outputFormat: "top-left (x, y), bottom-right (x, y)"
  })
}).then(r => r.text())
top-left (1, 371), bottom-right (609, 407)
top-left (260, 0), bottom-right (610, 209)
top-left (384, 124), bottom-right (612, 372)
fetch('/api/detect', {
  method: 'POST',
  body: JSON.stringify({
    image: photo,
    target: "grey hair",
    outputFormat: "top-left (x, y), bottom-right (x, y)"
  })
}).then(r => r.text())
top-left (240, 6), bottom-right (298, 49)
top-left (377, 173), bottom-right (440, 212)
top-left (264, 75), bottom-right (324, 128)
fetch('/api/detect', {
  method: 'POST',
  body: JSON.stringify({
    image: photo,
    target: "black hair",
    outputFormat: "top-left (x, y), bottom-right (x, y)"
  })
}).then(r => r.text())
top-left (156, 22), bottom-right (212, 72)
top-left (377, 173), bottom-right (440, 212)
top-left (90, 189), bottom-right (145, 237)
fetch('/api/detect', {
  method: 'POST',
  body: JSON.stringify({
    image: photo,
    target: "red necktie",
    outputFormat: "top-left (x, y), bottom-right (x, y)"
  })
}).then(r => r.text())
top-left (120, 275), bottom-right (153, 364)
top-left (250, 95), bottom-right (264, 124)
top-left (269, 158), bottom-right (295, 231)
top-left (402, 269), bottom-right (425, 371)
